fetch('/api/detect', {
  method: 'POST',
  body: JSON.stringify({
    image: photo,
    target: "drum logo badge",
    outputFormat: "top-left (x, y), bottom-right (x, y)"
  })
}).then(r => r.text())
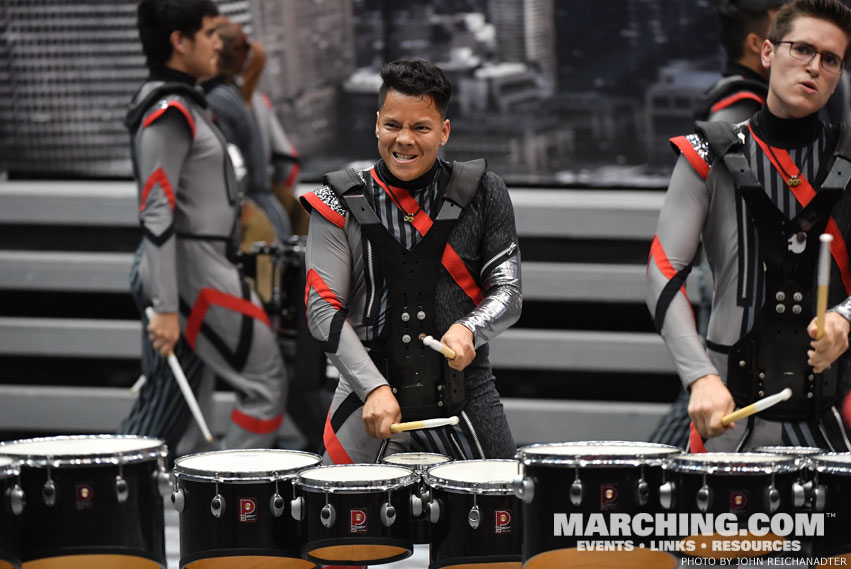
top-left (350, 509), bottom-right (368, 533)
top-left (495, 510), bottom-right (512, 534)
top-left (76, 484), bottom-right (94, 510)
top-left (600, 484), bottom-right (619, 511)
top-left (730, 490), bottom-right (749, 514)
top-left (239, 498), bottom-right (257, 522)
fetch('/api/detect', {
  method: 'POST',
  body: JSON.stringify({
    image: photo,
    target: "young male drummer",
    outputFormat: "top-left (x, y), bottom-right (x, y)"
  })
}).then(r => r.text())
top-left (647, 0), bottom-right (851, 452)
top-left (300, 59), bottom-right (522, 464)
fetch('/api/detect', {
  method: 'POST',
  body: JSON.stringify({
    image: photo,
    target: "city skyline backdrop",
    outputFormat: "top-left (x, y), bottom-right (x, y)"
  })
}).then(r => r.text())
top-left (1, 0), bottom-right (730, 186)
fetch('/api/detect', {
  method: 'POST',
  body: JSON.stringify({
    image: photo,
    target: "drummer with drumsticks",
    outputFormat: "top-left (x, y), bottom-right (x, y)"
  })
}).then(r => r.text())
top-left (300, 59), bottom-right (522, 464)
top-left (648, 0), bottom-right (851, 453)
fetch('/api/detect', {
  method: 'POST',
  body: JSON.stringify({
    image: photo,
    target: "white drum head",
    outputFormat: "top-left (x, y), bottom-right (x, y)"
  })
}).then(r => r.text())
top-left (671, 452), bottom-right (797, 474)
top-left (297, 464), bottom-right (416, 493)
top-left (174, 449), bottom-right (321, 482)
top-left (517, 441), bottom-right (680, 466)
top-left (425, 459), bottom-right (519, 494)
top-left (383, 452), bottom-right (451, 467)
top-left (0, 435), bottom-right (166, 467)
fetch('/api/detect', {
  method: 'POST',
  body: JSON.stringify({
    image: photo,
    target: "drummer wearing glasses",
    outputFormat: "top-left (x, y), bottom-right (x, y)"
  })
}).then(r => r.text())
top-left (301, 59), bottom-right (522, 464)
top-left (648, 0), bottom-right (851, 453)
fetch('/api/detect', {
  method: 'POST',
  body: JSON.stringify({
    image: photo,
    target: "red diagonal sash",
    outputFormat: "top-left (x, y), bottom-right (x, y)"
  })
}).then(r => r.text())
top-left (370, 168), bottom-right (483, 304)
top-left (748, 125), bottom-right (851, 294)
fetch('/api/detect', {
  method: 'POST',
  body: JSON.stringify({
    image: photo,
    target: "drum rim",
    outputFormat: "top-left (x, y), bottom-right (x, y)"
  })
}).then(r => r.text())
top-left (0, 456), bottom-right (19, 478)
top-left (296, 463), bottom-right (417, 493)
top-left (381, 452), bottom-right (453, 468)
top-left (424, 459), bottom-right (520, 495)
top-left (173, 448), bottom-right (322, 482)
top-left (0, 434), bottom-right (167, 467)
top-left (668, 452), bottom-right (798, 474)
top-left (752, 446), bottom-right (826, 456)
top-left (516, 440), bottom-right (681, 467)
top-left (811, 451), bottom-right (851, 473)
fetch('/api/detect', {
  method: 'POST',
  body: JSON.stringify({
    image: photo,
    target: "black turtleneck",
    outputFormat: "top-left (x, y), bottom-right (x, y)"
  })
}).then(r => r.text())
top-left (751, 106), bottom-right (821, 149)
top-left (376, 159), bottom-right (447, 194)
top-left (149, 67), bottom-right (198, 87)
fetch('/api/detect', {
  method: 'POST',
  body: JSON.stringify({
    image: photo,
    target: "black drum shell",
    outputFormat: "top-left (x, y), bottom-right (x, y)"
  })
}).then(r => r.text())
top-left (673, 469), bottom-right (802, 559)
top-left (17, 460), bottom-right (165, 565)
top-left (811, 469), bottom-right (851, 558)
top-left (1, 469), bottom-right (21, 569)
top-left (300, 486), bottom-right (415, 565)
top-left (177, 476), bottom-right (313, 568)
top-left (522, 463), bottom-right (668, 558)
top-left (428, 488), bottom-right (522, 568)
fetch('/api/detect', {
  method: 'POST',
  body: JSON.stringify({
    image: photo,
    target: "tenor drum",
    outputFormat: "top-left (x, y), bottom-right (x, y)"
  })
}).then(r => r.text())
top-left (424, 459), bottom-right (523, 569)
top-left (382, 452), bottom-right (452, 544)
top-left (670, 452), bottom-right (803, 562)
top-left (295, 464), bottom-right (417, 566)
top-left (514, 441), bottom-right (680, 569)
top-left (172, 449), bottom-right (322, 568)
top-left (0, 456), bottom-right (21, 569)
top-left (810, 452), bottom-right (851, 563)
top-left (0, 435), bottom-right (169, 569)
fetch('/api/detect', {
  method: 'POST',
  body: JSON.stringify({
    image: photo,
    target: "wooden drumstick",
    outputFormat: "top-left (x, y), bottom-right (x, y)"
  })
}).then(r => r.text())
top-left (421, 334), bottom-right (456, 360)
top-left (390, 416), bottom-right (460, 433)
top-left (145, 307), bottom-right (214, 442)
top-left (721, 388), bottom-right (793, 426)
top-left (816, 233), bottom-right (834, 340)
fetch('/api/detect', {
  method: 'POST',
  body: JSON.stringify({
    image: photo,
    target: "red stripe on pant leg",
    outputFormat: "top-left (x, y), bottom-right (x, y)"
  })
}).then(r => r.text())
top-left (185, 288), bottom-right (271, 348)
top-left (323, 411), bottom-right (353, 465)
top-left (230, 409), bottom-right (284, 434)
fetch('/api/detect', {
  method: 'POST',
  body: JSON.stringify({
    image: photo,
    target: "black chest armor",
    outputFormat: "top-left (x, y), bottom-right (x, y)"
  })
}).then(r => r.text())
top-left (324, 160), bottom-right (486, 421)
top-left (697, 121), bottom-right (851, 420)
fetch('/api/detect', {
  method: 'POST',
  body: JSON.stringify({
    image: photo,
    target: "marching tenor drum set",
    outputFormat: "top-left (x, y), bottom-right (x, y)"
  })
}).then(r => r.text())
top-left (2, 433), bottom-right (851, 568)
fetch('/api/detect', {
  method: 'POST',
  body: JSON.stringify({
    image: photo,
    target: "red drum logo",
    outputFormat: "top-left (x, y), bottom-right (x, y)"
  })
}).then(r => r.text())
top-left (76, 484), bottom-right (94, 510)
top-left (239, 498), bottom-right (257, 522)
top-left (495, 510), bottom-right (512, 534)
top-left (731, 491), bottom-right (749, 514)
top-left (350, 509), bottom-right (367, 533)
top-left (601, 484), bottom-right (619, 510)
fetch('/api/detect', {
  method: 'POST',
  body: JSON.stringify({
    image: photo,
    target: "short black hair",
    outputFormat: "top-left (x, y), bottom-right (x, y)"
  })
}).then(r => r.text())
top-left (717, 0), bottom-right (788, 60)
top-left (378, 59), bottom-right (452, 118)
top-left (137, 0), bottom-right (219, 70)
top-left (769, 0), bottom-right (851, 60)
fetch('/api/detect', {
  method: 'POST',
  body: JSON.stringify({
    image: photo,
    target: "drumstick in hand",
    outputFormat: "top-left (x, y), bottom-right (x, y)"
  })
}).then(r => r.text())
top-left (421, 335), bottom-right (456, 359)
top-left (721, 388), bottom-right (793, 426)
top-left (145, 307), bottom-right (214, 442)
top-left (816, 233), bottom-right (833, 340)
top-left (390, 416), bottom-right (460, 434)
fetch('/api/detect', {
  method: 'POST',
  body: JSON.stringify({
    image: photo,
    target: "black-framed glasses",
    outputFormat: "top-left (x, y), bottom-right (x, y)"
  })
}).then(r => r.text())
top-left (774, 40), bottom-right (845, 74)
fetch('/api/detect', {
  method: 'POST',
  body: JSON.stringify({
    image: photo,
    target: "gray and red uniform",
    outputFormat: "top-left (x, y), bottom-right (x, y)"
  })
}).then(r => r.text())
top-left (300, 159), bottom-right (521, 464)
top-left (119, 68), bottom-right (288, 452)
top-left (647, 107), bottom-right (851, 453)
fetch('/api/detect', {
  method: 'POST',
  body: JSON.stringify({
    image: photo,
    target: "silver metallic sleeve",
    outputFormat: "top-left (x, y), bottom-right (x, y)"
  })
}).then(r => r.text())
top-left (456, 247), bottom-right (522, 348)
top-left (829, 297), bottom-right (851, 325)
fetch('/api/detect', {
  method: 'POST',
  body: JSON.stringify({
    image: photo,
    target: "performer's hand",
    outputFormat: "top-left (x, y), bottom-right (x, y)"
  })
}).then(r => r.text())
top-left (441, 323), bottom-right (475, 371)
top-left (688, 374), bottom-right (736, 439)
top-left (807, 313), bottom-right (851, 373)
top-left (148, 311), bottom-right (180, 357)
top-left (363, 385), bottom-right (401, 439)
